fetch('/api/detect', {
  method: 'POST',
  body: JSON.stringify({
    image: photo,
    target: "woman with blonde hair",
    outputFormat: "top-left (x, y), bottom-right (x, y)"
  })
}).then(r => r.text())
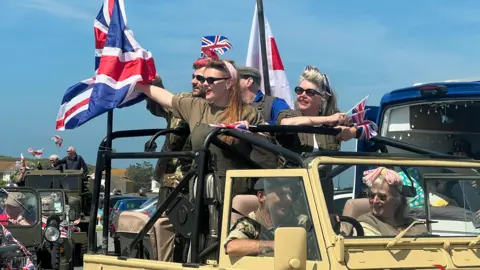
top-left (357, 167), bottom-right (428, 236)
top-left (276, 65), bottom-right (359, 152)
top-left (137, 59), bottom-right (264, 194)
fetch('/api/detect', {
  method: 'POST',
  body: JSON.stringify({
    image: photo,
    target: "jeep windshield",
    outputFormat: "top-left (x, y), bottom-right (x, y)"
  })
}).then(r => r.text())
top-left (380, 99), bottom-right (480, 157)
top-left (25, 175), bottom-right (79, 190)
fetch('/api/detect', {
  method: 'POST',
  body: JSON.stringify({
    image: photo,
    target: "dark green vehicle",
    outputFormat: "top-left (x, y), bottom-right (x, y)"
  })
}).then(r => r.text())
top-left (39, 189), bottom-right (77, 270)
top-left (21, 169), bottom-right (92, 266)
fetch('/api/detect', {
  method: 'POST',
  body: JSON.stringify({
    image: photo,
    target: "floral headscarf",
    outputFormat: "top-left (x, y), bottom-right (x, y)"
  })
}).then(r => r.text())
top-left (362, 167), bottom-right (403, 187)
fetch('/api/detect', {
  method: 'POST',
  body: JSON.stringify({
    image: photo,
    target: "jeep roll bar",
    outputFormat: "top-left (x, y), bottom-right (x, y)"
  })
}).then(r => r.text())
top-left (88, 125), bottom-right (344, 259)
top-left (89, 123), bottom-right (473, 264)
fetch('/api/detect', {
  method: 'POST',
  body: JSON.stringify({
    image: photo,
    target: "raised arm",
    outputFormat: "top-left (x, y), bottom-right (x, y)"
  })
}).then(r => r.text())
top-left (136, 83), bottom-right (174, 109)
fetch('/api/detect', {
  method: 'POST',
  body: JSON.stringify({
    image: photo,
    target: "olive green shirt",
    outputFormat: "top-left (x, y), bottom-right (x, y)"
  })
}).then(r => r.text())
top-left (171, 96), bottom-right (264, 193)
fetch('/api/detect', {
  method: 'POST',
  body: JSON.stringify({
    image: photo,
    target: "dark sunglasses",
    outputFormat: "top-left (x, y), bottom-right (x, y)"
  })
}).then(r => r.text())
top-left (368, 191), bottom-right (388, 202)
top-left (294, 86), bottom-right (322, 97)
top-left (193, 74), bottom-right (229, 84)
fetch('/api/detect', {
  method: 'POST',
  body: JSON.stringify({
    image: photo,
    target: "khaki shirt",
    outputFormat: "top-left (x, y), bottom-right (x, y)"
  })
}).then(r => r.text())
top-left (275, 109), bottom-right (341, 154)
top-left (171, 96), bottom-right (264, 193)
top-left (358, 212), bottom-right (428, 236)
top-left (224, 211), bottom-right (309, 248)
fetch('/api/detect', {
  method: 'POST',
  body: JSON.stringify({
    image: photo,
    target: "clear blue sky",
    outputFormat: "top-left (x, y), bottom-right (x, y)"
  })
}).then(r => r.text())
top-left (2, 0), bottom-right (480, 174)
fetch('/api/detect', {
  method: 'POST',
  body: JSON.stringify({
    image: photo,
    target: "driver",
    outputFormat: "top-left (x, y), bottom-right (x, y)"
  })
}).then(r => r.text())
top-left (0, 192), bottom-right (30, 226)
top-left (224, 178), bottom-right (308, 256)
top-left (357, 167), bottom-right (427, 236)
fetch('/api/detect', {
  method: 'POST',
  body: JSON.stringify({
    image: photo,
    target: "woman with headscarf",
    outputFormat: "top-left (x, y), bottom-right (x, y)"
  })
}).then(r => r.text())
top-left (137, 59), bottom-right (264, 195)
top-left (357, 167), bottom-right (427, 236)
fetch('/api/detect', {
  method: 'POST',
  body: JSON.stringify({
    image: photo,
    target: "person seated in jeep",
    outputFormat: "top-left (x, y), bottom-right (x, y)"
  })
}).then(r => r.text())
top-left (224, 178), bottom-right (308, 256)
top-left (0, 193), bottom-right (30, 226)
top-left (357, 167), bottom-right (427, 236)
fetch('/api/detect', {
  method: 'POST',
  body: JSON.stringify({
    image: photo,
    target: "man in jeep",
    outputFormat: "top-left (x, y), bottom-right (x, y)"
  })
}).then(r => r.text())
top-left (238, 66), bottom-right (290, 125)
top-left (224, 178), bottom-right (308, 256)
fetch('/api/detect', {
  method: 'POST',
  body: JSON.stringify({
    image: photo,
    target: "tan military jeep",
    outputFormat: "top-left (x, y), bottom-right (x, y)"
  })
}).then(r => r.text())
top-left (83, 126), bottom-right (480, 270)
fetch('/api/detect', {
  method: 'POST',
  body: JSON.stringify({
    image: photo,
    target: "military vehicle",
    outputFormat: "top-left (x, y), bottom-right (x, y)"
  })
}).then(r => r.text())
top-left (79, 123), bottom-right (480, 270)
top-left (39, 189), bottom-right (78, 270)
top-left (21, 169), bottom-right (91, 265)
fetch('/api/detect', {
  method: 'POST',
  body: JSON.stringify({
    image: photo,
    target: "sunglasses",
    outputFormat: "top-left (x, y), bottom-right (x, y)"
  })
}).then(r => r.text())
top-left (294, 86), bottom-right (323, 97)
top-left (193, 74), bottom-right (229, 84)
top-left (368, 191), bottom-right (388, 202)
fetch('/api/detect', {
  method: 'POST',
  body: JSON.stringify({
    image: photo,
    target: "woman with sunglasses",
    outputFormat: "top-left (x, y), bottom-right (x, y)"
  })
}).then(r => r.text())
top-left (357, 167), bottom-right (427, 236)
top-left (137, 58), bottom-right (264, 195)
top-left (276, 66), bottom-right (357, 154)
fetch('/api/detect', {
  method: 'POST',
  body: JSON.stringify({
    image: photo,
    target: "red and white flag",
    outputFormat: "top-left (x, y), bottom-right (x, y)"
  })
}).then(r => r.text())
top-left (28, 148), bottom-right (43, 159)
top-left (246, 4), bottom-right (293, 108)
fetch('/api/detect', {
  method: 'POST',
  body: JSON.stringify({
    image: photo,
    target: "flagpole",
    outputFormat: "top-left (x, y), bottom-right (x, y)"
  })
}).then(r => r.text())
top-left (100, 109), bottom-right (113, 254)
top-left (256, 0), bottom-right (272, 96)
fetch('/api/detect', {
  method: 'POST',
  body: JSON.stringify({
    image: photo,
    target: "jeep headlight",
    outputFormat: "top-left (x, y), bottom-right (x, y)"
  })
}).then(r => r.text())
top-left (45, 226), bottom-right (60, 242)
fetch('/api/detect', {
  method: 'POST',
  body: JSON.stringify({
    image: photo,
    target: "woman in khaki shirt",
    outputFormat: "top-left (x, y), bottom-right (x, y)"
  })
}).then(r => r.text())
top-left (137, 59), bottom-right (264, 194)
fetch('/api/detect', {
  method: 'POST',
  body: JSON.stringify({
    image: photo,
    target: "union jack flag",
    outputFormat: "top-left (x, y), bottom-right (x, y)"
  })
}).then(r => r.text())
top-left (22, 259), bottom-right (35, 270)
top-left (357, 120), bottom-right (378, 140)
top-left (201, 35), bottom-right (232, 58)
top-left (51, 135), bottom-right (63, 147)
top-left (56, 0), bottom-right (156, 131)
top-left (209, 122), bottom-right (250, 133)
top-left (348, 95), bottom-right (369, 124)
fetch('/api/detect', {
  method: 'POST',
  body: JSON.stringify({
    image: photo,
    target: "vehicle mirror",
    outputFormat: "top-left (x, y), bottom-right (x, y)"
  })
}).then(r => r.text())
top-left (69, 209), bottom-right (79, 221)
top-left (274, 227), bottom-right (306, 270)
top-left (401, 185), bottom-right (417, 198)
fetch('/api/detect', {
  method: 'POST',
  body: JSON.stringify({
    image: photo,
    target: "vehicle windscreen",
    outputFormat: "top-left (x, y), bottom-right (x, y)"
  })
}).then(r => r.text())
top-left (24, 174), bottom-right (79, 190)
top-left (110, 196), bottom-right (136, 208)
top-left (380, 100), bottom-right (480, 158)
top-left (39, 191), bottom-right (64, 215)
top-left (0, 188), bottom-right (39, 227)
top-left (122, 200), bottom-right (147, 210)
top-left (140, 197), bottom-right (156, 208)
top-left (329, 162), bottom-right (480, 238)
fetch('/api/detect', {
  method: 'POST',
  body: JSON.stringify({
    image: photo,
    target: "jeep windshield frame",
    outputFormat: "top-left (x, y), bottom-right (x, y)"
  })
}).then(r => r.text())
top-left (88, 123), bottom-right (474, 265)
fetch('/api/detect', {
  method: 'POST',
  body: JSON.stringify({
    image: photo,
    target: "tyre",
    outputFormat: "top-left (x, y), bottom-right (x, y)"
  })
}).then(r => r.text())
top-left (51, 243), bottom-right (60, 270)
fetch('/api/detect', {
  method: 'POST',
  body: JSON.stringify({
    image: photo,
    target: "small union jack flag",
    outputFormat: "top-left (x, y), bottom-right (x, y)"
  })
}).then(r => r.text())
top-left (23, 259), bottom-right (35, 270)
top-left (201, 35), bottom-right (232, 58)
top-left (209, 122), bottom-right (250, 133)
top-left (357, 120), bottom-right (378, 140)
top-left (348, 95), bottom-right (369, 124)
top-left (51, 135), bottom-right (63, 147)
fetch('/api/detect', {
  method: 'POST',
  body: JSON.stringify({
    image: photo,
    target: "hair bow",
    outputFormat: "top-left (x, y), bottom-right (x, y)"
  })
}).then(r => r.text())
top-left (362, 167), bottom-right (403, 187)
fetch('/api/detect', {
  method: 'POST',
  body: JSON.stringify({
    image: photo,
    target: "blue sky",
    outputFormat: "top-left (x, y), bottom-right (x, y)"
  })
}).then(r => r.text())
top-left (2, 0), bottom-right (480, 176)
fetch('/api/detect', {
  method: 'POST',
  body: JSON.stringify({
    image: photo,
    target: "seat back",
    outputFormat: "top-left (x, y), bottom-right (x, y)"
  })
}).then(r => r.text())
top-left (116, 211), bottom-right (157, 260)
top-left (340, 198), bottom-right (370, 235)
top-left (152, 217), bottom-right (175, 262)
top-left (230, 195), bottom-right (259, 225)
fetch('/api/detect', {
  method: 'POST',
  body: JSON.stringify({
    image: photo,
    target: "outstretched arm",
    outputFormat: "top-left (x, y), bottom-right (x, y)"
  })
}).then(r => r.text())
top-left (136, 84), bottom-right (174, 109)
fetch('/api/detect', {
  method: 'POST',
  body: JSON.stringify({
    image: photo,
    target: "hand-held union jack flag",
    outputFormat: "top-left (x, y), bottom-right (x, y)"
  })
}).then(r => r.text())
top-left (357, 120), bottom-right (378, 140)
top-left (56, 0), bottom-right (156, 131)
top-left (201, 35), bottom-right (232, 58)
top-left (209, 122), bottom-right (251, 133)
top-left (347, 95), bottom-right (369, 125)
